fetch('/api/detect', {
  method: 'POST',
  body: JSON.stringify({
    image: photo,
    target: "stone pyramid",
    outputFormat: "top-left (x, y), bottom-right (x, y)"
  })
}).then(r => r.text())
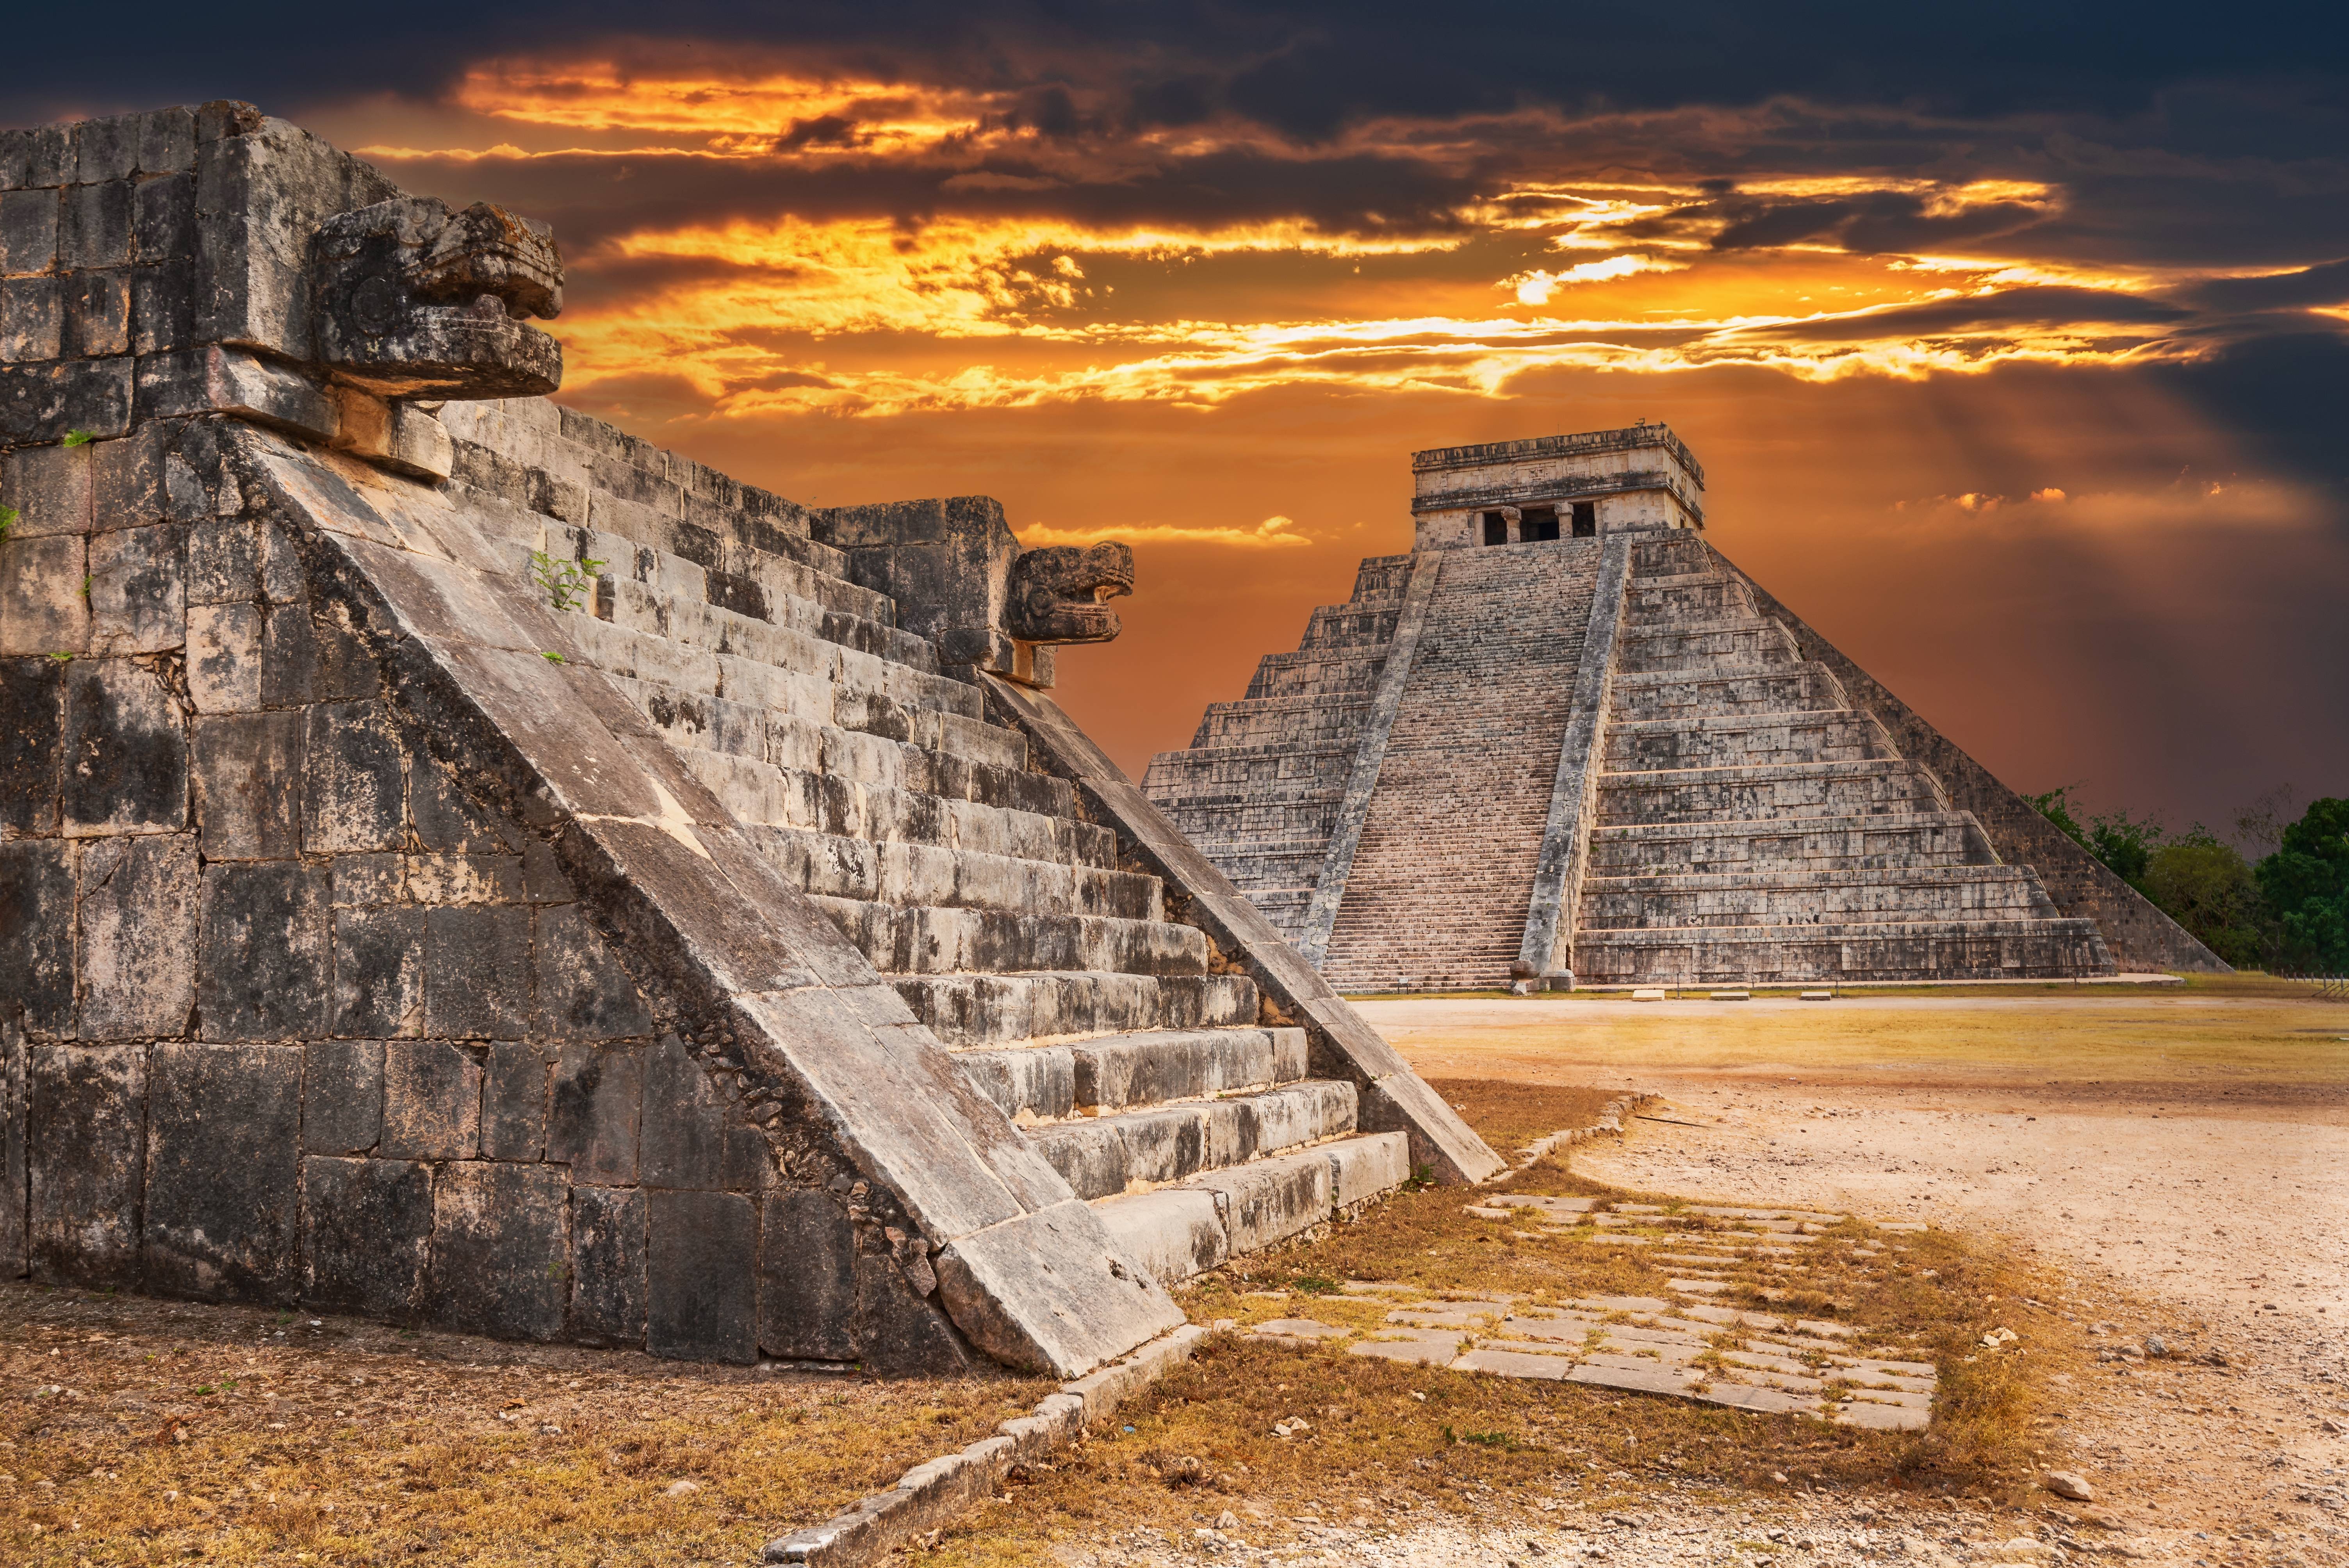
top-left (1145, 427), bottom-right (2225, 991)
top-left (0, 104), bottom-right (1499, 1377)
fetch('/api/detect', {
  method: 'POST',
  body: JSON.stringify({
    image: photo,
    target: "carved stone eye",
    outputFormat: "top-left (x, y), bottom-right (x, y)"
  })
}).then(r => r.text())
top-left (351, 277), bottom-right (402, 337)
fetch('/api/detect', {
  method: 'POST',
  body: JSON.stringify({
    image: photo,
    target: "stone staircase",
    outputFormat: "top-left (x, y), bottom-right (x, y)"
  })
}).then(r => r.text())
top-left (1141, 555), bottom-right (1412, 945)
top-left (513, 454), bottom-right (1411, 1285)
top-left (1572, 535), bottom-right (2115, 984)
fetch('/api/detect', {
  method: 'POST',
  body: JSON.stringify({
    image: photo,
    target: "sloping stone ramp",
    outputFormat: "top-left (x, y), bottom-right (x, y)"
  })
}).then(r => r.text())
top-left (1249, 1200), bottom-right (1938, 1429)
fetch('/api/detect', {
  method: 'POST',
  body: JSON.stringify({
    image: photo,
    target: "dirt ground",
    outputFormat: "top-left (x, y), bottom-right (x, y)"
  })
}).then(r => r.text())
top-left (1363, 980), bottom-right (2349, 1556)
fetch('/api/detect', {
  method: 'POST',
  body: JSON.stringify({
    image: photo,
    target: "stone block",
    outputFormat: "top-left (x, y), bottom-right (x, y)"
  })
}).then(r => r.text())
top-left (302, 700), bottom-right (405, 853)
top-left (757, 1188), bottom-right (858, 1362)
top-left (407, 761), bottom-right (519, 854)
top-left (333, 904), bottom-right (424, 1037)
top-left (27, 1042), bottom-right (145, 1285)
top-left (0, 187), bottom-right (60, 276)
top-left (263, 599), bottom-right (376, 707)
top-left (0, 841), bottom-right (75, 1035)
top-left (71, 117), bottom-right (140, 184)
top-left (854, 1243), bottom-right (971, 1374)
top-left (184, 521), bottom-right (258, 603)
top-left (570, 1185), bottom-right (647, 1345)
top-left (61, 657), bottom-right (186, 834)
top-left (482, 1041), bottom-right (549, 1160)
top-left (131, 259), bottom-right (196, 356)
top-left (142, 1042), bottom-right (300, 1300)
top-left (647, 1188), bottom-right (758, 1363)
top-left (640, 1032), bottom-right (768, 1191)
top-left (1, 275), bottom-right (63, 362)
top-left (91, 422), bottom-right (166, 529)
top-left (0, 357), bottom-right (134, 445)
top-left (0, 533), bottom-right (87, 654)
top-left (2, 124), bottom-right (68, 189)
top-left (192, 710), bottom-right (303, 857)
top-left (427, 1161), bottom-right (569, 1341)
top-left (1093, 1189), bottom-right (1228, 1286)
top-left (86, 522), bottom-right (184, 653)
top-left (547, 1042), bottom-right (641, 1184)
top-left (1, 439), bottom-right (91, 536)
top-left (379, 1040), bottom-right (481, 1160)
top-left (1190, 1148), bottom-right (1333, 1253)
top-left (65, 269), bottom-right (131, 358)
top-left (185, 601), bottom-right (260, 711)
top-left (196, 860), bottom-right (328, 1040)
top-left (132, 171), bottom-right (196, 262)
top-left (424, 905), bottom-right (533, 1039)
top-left (61, 180), bottom-right (132, 270)
top-left (0, 656), bottom-right (62, 836)
top-left (137, 110), bottom-right (198, 176)
top-left (302, 1039), bottom-right (383, 1155)
top-left (76, 834), bottom-right (199, 1040)
top-left (1328, 1131), bottom-right (1412, 1209)
top-left (533, 903), bottom-right (653, 1041)
top-left (301, 1155), bottom-right (431, 1318)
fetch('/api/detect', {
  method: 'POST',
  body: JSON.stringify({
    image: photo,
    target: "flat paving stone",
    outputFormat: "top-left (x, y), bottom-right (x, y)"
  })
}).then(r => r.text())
top-left (1253, 1318), bottom-right (1346, 1338)
top-left (1348, 1332), bottom-right (1458, 1365)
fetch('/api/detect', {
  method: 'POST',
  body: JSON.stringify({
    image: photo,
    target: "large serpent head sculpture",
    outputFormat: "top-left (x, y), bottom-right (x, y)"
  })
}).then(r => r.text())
top-left (310, 197), bottom-right (565, 399)
top-left (1003, 542), bottom-right (1137, 644)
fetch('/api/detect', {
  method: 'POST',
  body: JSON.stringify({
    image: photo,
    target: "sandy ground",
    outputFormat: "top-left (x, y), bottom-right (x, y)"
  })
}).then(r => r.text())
top-left (1355, 991), bottom-right (2349, 1560)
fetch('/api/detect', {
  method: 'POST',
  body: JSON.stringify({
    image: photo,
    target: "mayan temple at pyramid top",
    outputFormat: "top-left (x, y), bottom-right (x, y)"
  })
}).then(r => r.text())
top-left (1145, 424), bottom-right (2226, 992)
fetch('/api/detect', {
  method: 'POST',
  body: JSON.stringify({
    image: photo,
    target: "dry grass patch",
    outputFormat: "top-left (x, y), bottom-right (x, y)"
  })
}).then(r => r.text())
top-left (0, 1283), bottom-right (1045, 1566)
top-left (934, 1088), bottom-right (2092, 1564)
top-left (1421, 1078), bottom-right (1626, 1159)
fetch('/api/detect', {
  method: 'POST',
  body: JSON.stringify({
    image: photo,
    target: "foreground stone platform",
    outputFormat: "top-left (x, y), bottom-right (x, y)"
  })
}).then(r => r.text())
top-left (1146, 426), bottom-right (2223, 990)
top-left (1243, 1201), bottom-right (1938, 1430)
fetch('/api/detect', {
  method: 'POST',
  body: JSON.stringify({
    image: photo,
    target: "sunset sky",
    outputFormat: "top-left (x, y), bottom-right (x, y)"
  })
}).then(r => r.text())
top-left (15, 5), bottom-right (2347, 832)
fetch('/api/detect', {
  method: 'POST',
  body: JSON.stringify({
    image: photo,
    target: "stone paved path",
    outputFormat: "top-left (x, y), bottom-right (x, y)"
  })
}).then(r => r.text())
top-left (1243, 1199), bottom-right (1939, 1429)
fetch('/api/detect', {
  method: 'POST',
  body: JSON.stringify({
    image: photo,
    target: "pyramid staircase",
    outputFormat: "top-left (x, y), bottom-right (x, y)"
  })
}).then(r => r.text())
top-left (1569, 534), bottom-right (2112, 983)
top-left (526, 454), bottom-right (1414, 1283)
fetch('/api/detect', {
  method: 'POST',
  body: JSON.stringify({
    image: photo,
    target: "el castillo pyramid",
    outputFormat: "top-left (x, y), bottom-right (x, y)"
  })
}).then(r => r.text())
top-left (1144, 426), bottom-right (2226, 991)
top-left (0, 103), bottom-right (1499, 1375)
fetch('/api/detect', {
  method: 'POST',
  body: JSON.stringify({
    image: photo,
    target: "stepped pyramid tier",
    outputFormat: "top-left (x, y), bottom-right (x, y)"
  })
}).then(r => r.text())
top-left (0, 104), bottom-right (1500, 1378)
top-left (1148, 426), bottom-right (2226, 991)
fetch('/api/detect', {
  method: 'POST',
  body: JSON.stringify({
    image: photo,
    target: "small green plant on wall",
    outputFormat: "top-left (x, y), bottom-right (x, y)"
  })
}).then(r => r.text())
top-left (529, 549), bottom-right (604, 613)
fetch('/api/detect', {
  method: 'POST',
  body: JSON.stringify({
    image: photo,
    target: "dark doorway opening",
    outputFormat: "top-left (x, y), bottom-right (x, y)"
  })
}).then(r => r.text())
top-left (1570, 501), bottom-right (1598, 537)
top-left (1481, 511), bottom-right (1509, 545)
top-left (1520, 506), bottom-right (1560, 542)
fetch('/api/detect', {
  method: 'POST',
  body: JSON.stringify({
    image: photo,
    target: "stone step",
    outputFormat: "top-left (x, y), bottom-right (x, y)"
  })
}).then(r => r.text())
top-left (1572, 918), bottom-right (2116, 984)
top-left (599, 570), bottom-right (937, 677)
top-left (1140, 742), bottom-right (1359, 794)
top-left (1185, 694), bottom-right (1375, 749)
top-left (1578, 864), bottom-right (2061, 928)
top-left (1584, 811), bottom-right (1997, 875)
top-left (1150, 787), bottom-right (1344, 843)
top-left (1630, 536), bottom-right (1712, 578)
top-left (1622, 576), bottom-right (1756, 623)
top-left (1617, 618), bottom-right (1800, 674)
top-left (1603, 710), bottom-right (1895, 772)
top-left (548, 518), bottom-right (897, 636)
top-left (1028, 1079), bottom-right (1360, 1199)
top-left (953, 1027), bottom-right (1311, 1122)
top-left (679, 750), bottom-right (1121, 869)
top-left (1608, 662), bottom-right (1850, 723)
top-left (893, 971), bottom-right (1261, 1048)
top-left (1244, 649), bottom-right (1389, 700)
top-left (1596, 758), bottom-right (1949, 825)
top-left (1093, 1133), bottom-right (1413, 1284)
top-left (1299, 604), bottom-right (1401, 649)
top-left (746, 824), bottom-right (1162, 922)
top-left (813, 895), bottom-right (1210, 977)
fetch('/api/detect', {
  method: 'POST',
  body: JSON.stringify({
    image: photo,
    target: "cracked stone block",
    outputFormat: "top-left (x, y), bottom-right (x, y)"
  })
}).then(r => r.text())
top-left (757, 1188), bottom-right (857, 1362)
top-left (0, 841), bottom-right (75, 1035)
top-left (28, 1042), bottom-right (145, 1285)
top-left (333, 904), bottom-right (424, 1038)
top-left (0, 533), bottom-right (88, 655)
top-left (533, 903), bottom-right (652, 1041)
top-left (570, 1185), bottom-right (647, 1346)
top-left (76, 833), bottom-right (198, 1039)
top-left (61, 657), bottom-right (186, 835)
top-left (142, 1042), bottom-right (300, 1301)
top-left (196, 861), bottom-right (328, 1040)
top-left (302, 1039), bottom-right (383, 1155)
top-left (648, 1188), bottom-right (757, 1363)
top-left (640, 1032), bottom-right (768, 1192)
top-left (192, 710), bottom-right (303, 858)
top-left (301, 1155), bottom-right (430, 1319)
top-left (185, 601), bottom-right (259, 711)
top-left (380, 1040), bottom-right (481, 1161)
top-left (481, 1041), bottom-right (549, 1160)
top-left (301, 700), bottom-right (404, 854)
top-left (427, 1161), bottom-right (569, 1342)
top-left (86, 522), bottom-right (184, 653)
top-left (0, 656), bottom-right (62, 836)
top-left (547, 1042), bottom-right (641, 1185)
top-left (424, 904), bottom-right (532, 1041)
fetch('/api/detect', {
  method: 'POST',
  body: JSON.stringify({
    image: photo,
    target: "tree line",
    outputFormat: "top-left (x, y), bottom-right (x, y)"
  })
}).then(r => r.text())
top-left (2025, 786), bottom-right (2348, 971)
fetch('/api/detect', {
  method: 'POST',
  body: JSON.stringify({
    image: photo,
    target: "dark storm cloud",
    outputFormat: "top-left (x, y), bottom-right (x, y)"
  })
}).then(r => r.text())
top-left (1756, 287), bottom-right (2190, 343)
top-left (1690, 192), bottom-right (2050, 254)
